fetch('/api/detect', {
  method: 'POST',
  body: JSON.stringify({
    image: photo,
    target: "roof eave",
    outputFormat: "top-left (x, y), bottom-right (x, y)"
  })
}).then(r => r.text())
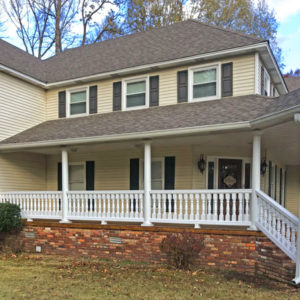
top-left (0, 121), bottom-right (251, 151)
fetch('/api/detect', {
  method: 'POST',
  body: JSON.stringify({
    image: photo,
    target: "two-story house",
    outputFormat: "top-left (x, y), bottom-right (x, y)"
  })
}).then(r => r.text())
top-left (0, 20), bottom-right (300, 281)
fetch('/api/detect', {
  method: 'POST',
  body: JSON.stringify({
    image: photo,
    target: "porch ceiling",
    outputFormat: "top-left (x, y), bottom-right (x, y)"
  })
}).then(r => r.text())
top-left (22, 120), bottom-right (299, 166)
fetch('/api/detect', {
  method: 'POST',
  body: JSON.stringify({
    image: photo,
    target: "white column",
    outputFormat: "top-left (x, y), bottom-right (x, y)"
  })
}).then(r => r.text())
top-left (293, 114), bottom-right (300, 284)
top-left (249, 134), bottom-right (261, 230)
top-left (142, 142), bottom-right (153, 226)
top-left (60, 148), bottom-right (71, 223)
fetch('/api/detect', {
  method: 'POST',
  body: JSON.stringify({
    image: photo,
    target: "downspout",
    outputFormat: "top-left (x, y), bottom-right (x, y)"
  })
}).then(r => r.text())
top-left (292, 113), bottom-right (300, 284)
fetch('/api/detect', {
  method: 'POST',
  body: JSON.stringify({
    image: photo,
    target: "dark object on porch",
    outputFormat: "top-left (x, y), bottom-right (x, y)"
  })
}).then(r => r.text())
top-left (160, 232), bottom-right (204, 269)
top-left (0, 203), bottom-right (22, 233)
top-left (198, 155), bottom-right (206, 174)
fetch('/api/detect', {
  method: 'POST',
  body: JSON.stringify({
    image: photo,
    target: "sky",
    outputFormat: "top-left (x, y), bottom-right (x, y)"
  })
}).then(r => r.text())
top-left (1, 0), bottom-right (300, 73)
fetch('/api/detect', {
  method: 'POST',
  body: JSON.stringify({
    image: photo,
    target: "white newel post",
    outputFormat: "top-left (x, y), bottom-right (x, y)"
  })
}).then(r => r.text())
top-left (142, 142), bottom-right (153, 226)
top-left (249, 134), bottom-right (261, 230)
top-left (60, 148), bottom-right (71, 223)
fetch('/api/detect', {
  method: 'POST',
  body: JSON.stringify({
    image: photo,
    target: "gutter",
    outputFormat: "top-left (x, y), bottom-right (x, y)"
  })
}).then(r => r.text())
top-left (0, 121), bottom-right (251, 151)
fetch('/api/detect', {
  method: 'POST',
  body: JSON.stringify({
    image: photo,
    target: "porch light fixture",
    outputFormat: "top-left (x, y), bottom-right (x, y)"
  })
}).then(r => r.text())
top-left (198, 155), bottom-right (206, 174)
top-left (261, 159), bottom-right (267, 176)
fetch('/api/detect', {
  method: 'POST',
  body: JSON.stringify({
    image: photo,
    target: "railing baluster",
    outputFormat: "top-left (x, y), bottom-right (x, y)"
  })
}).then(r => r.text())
top-left (207, 193), bottom-right (212, 220)
top-left (189, 194), bottom-right (194, 220)
top-left (173, 194), bottom-right (177, 220)
top-left (225, 193), bottom-right (230, 222)
top-left (213, 193), bottom-right (218, 221)
top-left (232, 193), bottom-right (236, 222)
top-left (184, 194), bottom-right (188, 220)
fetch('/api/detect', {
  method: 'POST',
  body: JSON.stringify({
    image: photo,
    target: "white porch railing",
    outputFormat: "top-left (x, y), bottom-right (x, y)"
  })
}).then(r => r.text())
top-left (0, 191), bottom-right (62, 220)
top-left (0, 189), bottom-right (252, 227)
top-left (67, 191), bottom-right (144, 222)
top-left (256, 189), bottom-right (298, 262)
top-left (150, 189), bottom-right (252, 226)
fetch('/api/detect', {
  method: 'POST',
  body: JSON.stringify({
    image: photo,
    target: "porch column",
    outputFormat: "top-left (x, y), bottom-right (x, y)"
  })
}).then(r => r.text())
top-left (249, 134), bottom-right (261, 230)
top-left (293, 113), bottom-right (300, 284)
top-left (142, 142), bottom-right (153, 226)
top-left (60, 148), bottom-right (70, 223)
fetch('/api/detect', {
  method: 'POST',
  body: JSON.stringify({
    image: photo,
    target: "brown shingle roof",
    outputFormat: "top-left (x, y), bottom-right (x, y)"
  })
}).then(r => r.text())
top-left (1, 91), bottom-right (299, 146)
top-left (285, 77), bottom-right (300, 92)
top-left (0, 20), bottom-right (264, 83)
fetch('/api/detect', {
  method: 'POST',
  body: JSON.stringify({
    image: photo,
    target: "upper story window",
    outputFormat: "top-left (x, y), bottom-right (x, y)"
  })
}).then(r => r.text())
top-left (189, 64), bottom-right (220, 102)
top-left (67, 87), bottom-right (89, 117)
top-left (263, 68), bottom-right (270, 96)
top-left (122, 76), bottom-right (149, 110)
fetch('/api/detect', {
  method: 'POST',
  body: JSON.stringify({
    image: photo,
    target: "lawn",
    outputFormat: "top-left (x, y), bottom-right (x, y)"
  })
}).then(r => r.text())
top-left (0, 254), bottom-right (298, 300)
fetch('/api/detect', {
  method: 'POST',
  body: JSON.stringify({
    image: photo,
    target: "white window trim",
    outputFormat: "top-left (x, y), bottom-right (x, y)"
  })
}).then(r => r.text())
top-left (69, 162), bottom-right (86, 191)
top-left (206, 156), bottom-right (251, 189)
top-left (139, 158), bottom-right (164, 190)
top-left (122, 75), bottom-right (149, 111)
top-left (66, 86), bottom-right (89, 118)
top-left (188, 63), bottom-right (221, 103)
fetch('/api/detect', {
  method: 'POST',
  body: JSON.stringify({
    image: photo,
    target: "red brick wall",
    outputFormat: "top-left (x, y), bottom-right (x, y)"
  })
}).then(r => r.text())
top-left (20, 222), bottom-right (295, 283)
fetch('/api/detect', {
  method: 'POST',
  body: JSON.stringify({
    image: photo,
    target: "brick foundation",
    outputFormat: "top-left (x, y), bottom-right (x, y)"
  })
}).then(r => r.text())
top-left (17, 221), bottom-right (295, 283)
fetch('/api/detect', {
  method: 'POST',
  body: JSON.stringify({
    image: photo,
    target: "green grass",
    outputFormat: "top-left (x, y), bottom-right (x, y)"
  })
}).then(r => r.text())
top-left (0, 253), bottom-right (298, 299)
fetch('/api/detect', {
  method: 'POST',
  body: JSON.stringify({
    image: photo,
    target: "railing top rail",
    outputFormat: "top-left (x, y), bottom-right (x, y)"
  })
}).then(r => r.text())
top-left (256, 189), bottom-right (298, 225)
top-left (67, 190), bottom-right (145, 194)
top-left (0, 191), bottom-right (62, 195)
top-left (150, 189), bottom-right (252, 194)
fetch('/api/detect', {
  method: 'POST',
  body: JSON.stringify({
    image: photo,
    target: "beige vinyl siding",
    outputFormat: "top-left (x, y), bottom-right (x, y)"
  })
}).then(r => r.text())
top-left (45, 54), bottom-right (255, 120)
top-left (285, 166), bottom-right (300, 216)
top-left (0, 153), bottom-right (46, 191)
top-left (0, 72), bottom-right (46, 141)
top-left (46, 146), bottom-right (193, 191)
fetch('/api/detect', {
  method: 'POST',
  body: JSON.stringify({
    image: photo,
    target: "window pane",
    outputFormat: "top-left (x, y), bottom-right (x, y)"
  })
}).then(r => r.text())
top-left (69, 165), bottom-right (85, 191)
top-left (127, 81), bottom-right (146, 95)
top-left (194, 69), bottom-right (216, 84)
top-left (193, 82), bottom-right (216, 98)
top-left (152, 161), bottom-right (162, 180)
top-left (71, 102), bottom-right (86, 115)
top-left (127, 94), bottom-right (145, 107)
top-left (152, 180), bottom-right (162, 190)
top-left (71, 91), bottom-right (86, 104)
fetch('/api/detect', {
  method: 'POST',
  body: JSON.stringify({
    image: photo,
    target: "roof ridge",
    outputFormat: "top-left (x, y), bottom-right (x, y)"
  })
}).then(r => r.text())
top-left (44, 20), bottom-right (188, 62)
top-left (189, 19), bottom-right (264, 43)
top-left (44, 19), bottom-right (263, 62)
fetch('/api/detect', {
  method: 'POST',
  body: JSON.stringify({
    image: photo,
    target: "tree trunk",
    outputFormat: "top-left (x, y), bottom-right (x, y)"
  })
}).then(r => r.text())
top-left (55, 0), bottom-right (62, 55)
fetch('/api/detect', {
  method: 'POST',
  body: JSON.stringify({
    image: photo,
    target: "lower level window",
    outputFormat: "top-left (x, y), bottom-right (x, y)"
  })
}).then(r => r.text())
top-left (69, 164), bottom-right (85, 190)
top-left (151, 160), bottom-right (163, 190)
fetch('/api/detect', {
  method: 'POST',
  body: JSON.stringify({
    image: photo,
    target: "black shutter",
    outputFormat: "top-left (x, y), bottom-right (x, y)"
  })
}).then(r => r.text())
top-left (58, 91), bottom-right (66, 118)
top-left (177, 70), bottom-right (188, 103)
top-left (86, 161), bottom-right (95, 190)
top-left (245, 163), bottom-right (251, 189)
top-left (57, 163), bottom-right (62, 191)
top-left (261, 66), bottom-right (265, 95)
top-left (221, 63), bottom-right (233, 97)
top-left (150, 76), bottom-right (159, 107)
top-left (279, 168), bottom-right (283, 205)
top-left (268, 161), bottom-right (272, 196)
top-left (208, 162), bottom-right (214, 189)
top-left (130, 159), bottom-right (139, 190)
top-left (164, 157), bottom-right (175, 190)
top-left (274, 165), bottom-right (277, 201)
top-left (89, 86), bottom-right (98, 114)
top-left (113, 82), bottom-right (122, 111)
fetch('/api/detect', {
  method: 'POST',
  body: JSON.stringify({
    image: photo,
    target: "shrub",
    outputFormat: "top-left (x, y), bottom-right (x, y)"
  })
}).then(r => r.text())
top-left (0, 203), bottom-right (23, 233)
top-left (160, 232), bottom-right (204, 269)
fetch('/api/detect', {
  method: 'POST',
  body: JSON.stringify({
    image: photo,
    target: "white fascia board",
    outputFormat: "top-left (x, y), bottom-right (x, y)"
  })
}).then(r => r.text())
top-left (0, 121), bottom-right (250, 151)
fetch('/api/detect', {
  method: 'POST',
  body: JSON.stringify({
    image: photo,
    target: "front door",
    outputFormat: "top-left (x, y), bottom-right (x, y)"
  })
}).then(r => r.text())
top-left (218, 159), bottom-right (242, 189)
